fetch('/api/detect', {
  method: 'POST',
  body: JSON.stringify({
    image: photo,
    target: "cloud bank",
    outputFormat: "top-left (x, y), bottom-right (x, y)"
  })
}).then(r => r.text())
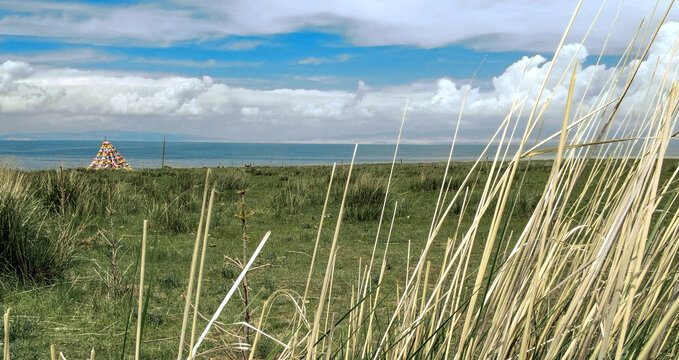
top-left (1, 0), bottom-right (676, 53)
top-left (1, 22), bottom-right (678, 143)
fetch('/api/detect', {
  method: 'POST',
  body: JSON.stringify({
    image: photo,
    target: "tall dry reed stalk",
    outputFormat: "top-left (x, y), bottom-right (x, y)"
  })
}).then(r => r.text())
top-left (239, 1), bottom-right (679, 359)
top-left (3, 308), bottom-right (9, 360)
top-left (134, 220), bottom-right (148, 360)
top-left (6, 1), bottom-right (679, 359)
top-left (177, 169), bottom-right (211, 360)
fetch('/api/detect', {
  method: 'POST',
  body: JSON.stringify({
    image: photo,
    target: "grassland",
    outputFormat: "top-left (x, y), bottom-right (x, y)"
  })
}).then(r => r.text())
top-left (0, 161), bottom-right (557, 358)
top-left (2, 157), bottom-right (679, 359)
top-left (5, 2), bottom-right (679, 357)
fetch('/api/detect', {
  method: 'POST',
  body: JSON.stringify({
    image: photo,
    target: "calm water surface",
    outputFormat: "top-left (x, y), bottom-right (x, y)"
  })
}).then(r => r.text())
top-left (0, 141), bottom-right (501, 169)
top-left (1, 140), bottom-right (674, 170)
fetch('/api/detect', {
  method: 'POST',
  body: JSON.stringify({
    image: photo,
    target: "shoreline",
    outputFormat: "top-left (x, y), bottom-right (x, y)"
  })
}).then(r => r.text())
top-left (5, 157), bottom-right (679, 172)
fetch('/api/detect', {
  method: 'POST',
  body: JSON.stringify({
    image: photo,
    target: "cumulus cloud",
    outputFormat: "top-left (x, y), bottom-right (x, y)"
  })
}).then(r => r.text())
top-left (1, 0), bottom-right (676, 53)
top-left (240, 106), bottom-right (260, 116)
top-left (1, 22), bottom-right (679, 142)
top-left (0, 61), bottom-right (34, 93)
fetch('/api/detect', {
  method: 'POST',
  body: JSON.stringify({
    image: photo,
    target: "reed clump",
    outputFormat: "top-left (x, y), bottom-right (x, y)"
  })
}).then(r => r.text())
top-left (270, 179), bottom-right (314, 214)
top-left (147, 193), bottom-right (198, 233)
top-left (214, 170), bottom-right (249, 192)
top-left (37, 168), bottom-right (90, 217)
top-left (410, 169), bottom-right (443, 191)
top-left (0, 168), bottom-right (79, 283)
top-left (252, 4), bottom-right (679, 359)
top-left (342, 172), bottom-right (387, 221)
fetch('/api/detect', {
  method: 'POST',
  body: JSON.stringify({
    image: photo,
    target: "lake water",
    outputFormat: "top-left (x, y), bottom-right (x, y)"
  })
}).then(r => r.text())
top-left (0, 140), bottom-right (506, 169)
top-left (1, 140), bottom-right (676, 170)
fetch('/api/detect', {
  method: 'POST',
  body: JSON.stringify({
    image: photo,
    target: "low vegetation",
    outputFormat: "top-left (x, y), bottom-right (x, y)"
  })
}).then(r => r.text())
top-left (0, 161), bottom-right (557, 358)
top-left (4, 3), bottom-right (679, 359)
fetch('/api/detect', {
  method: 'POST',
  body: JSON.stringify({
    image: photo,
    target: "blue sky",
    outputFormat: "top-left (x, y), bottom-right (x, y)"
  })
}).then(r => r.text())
top-left (0, 0), bottom-right (676, 142)
top-left (0, 31), bottom-right (548, 90)
top-left (0, 15), bottom-right (621, 90)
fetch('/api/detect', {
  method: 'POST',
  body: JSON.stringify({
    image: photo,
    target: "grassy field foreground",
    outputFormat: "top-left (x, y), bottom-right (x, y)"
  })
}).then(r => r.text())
top-left (0, 161), bottom-right (556, 358)
top-left (1, 151), bottom-right (679, 360)
top-left (6, 2), bottom-right (679, 358)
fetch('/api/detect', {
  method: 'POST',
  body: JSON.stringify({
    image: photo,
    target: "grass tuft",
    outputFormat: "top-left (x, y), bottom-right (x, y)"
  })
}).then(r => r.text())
top-left (0, 169), bottom-right (79, 283)
top-left (343, 173), bottom-right (387, 222)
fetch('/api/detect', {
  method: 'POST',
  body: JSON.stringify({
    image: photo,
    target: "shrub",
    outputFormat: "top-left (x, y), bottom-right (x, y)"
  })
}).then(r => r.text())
top-left (262, 278), bottom-right (277, 297)
top-left (448, 174), bottom-right (463, 190)
top-left (145, 310), bottom-right (165, 327)
top-left (249, 167), bottom-right (275, 176)
top-left (410, 169), bottom-right (464, 193)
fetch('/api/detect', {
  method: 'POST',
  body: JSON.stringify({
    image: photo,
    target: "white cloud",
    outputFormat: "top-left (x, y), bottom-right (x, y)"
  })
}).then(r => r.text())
top-left (293, 75), bottom-right (341, 83)
top-left (0, 48), bottom-right (118, 66)
top-left (0, 61), bottom-right (34, 93)
top-left (2, 0), bottom-right (675, 53)
top-left (240, 106), bottom-right (260, 116)
top-left (131, 57), bottom-right (263, 68)
top-left (219, 40), bottom-right (265, 51)
top-left (297, 54), bottom-right (352, 65)
top-left (336, 54), bottom-right (352, 62)
top-left (1, 22), bottom-right (679, 142)
top-left (297, 57), bottom-right (326, 65)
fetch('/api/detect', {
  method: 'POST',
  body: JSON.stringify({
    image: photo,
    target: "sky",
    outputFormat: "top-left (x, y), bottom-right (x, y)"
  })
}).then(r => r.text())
top-left (0, 0), bottom-right (678, 143)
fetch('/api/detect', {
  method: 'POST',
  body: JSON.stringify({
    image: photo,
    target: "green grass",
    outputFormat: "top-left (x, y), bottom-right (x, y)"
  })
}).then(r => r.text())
top-left (4, 7), bottom-right (679, 357)
top-left (0, 168), bottom-right (81, 284)
top-left (0, 161), bottom-right (545, 358)
top-left (0, 159), bottom-right (677, 358)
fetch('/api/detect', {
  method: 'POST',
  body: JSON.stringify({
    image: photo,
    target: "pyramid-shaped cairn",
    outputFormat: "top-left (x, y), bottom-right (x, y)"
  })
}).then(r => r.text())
top-left (88, 140), bottom-right (132, 170)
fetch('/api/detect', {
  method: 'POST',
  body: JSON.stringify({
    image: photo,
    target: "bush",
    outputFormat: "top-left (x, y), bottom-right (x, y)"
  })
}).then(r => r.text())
top-left (0, 169), bottom-right (78, 283)
top-left (249, 167), bottom-right (275, 176)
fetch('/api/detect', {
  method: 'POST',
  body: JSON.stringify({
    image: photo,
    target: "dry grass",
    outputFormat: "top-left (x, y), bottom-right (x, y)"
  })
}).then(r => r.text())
top-left (4, 1), bottom-right (679, 359)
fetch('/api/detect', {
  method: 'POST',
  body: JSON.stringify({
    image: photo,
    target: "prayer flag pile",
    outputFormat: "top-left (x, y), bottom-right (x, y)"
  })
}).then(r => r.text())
top-left (88, 139), bottom-right (132, 170)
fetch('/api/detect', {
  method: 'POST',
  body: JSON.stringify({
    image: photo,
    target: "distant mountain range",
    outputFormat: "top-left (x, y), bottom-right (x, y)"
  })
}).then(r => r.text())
top-left (0, 131), bottom-right (202, 142)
